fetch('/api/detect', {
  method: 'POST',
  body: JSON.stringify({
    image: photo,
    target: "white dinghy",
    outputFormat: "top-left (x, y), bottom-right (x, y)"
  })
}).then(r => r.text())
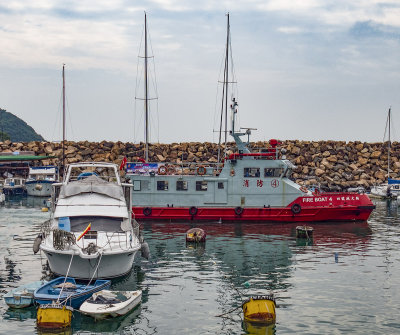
top-left (79, 289), bottom-right (142, 320)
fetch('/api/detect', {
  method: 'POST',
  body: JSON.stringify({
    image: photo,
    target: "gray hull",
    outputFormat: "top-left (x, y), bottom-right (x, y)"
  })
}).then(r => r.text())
top-left (26, 183), bottom-right (52, 197)
top-left (43, 250), bottom-right (138, 279)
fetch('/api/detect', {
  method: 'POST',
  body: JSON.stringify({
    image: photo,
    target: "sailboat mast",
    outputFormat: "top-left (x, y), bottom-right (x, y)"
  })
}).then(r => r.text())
top-left (224, 13), bottom-right (230, 158)
top-left (62, 64), bottom-right (66, 175)
top-left (217, 13), bottom-right (230, 164)
top-left (144, 12), bottom-right (149, 162)
top-left (388, 107), bottom-right (391, 179)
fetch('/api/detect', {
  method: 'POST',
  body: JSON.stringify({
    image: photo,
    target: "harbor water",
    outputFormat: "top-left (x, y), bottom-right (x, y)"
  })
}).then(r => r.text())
top-left (0, 196), bottom-right (400, 334)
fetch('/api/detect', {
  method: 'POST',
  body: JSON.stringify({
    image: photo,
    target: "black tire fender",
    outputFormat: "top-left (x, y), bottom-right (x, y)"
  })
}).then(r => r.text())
top-left (143, 207), bottom-right (152, 216)
top-left (189, 206), bottom-right (198, 216)
top-left (234, 206), bottom-right (244, 215)
top-left (291, 203), bottom-right (301, 215)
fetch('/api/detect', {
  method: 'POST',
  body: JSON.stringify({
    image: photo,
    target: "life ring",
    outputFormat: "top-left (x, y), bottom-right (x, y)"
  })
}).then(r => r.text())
top-left (230, 169), bottom-right (235, 177)
top-left (189, 206), bottom-right (198, 216)
top-left (299, 186), bottom-right (308, 193)
top-left (291, 203), bottom-right (301, 215)
top-left (197, 166), bottom-right (206, 175)
top-left (158, 166), bottom-right (167, 175)
top-left (168, 166), bottom-right (176, 175)
top-left (234, 206), bottom-right (243, 215)
top-left (143, 207), bottom-right (152, 216)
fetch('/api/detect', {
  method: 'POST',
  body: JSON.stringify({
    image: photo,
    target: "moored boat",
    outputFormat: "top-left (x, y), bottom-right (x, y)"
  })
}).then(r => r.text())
top-left (34, 276), bottom-right (111, 309)
top-left (4, 280), bottom-right (47, 308)
top-left (2, 177), bottom-right (26, 196)
top-left (370, 108), bottom-right (400, 200)
top-left (25, 166), bottom-right (58, 197)
top-left (79, 289), bottom-right (142, 319)
top-left (125, 15), bottom-right (375, 223)
top-left (38, 162), bottom-right (142, 279)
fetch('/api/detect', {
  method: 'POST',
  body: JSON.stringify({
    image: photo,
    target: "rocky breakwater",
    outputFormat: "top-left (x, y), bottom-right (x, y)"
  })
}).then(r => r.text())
top-left (0, 139), bottom-right (398, 191)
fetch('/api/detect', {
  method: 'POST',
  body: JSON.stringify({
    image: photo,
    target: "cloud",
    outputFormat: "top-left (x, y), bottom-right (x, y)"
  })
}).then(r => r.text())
top-left (350, 20), bottom-right (400, 40)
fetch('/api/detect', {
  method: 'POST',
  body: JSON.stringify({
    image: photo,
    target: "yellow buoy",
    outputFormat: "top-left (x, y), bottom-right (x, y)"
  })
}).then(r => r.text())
top-left (242, 295), bottom-right (276, 324)
top-left (37, 303), bottom-right (73, 329)
top-left (41, 207), bottom-right (49, 212)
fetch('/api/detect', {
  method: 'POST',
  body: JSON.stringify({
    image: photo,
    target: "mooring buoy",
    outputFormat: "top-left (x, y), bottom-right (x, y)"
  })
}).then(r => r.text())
top-left (186, 228), bottom-right (206, 243)
top-left (296, 225), bottom-right (313, 239)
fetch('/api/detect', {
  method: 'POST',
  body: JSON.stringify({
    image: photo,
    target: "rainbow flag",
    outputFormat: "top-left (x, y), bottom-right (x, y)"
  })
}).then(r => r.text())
top-left (77, 223), bottom-right (91, 241)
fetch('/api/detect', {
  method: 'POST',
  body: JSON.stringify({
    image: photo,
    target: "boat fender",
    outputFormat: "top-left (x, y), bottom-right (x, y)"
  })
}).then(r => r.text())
top-left (230, 169), bottom-right (235, 177)
top-left (291, 203), bottom-right (301, 214)
top-left (33, 234), bottom-right (43, 254)
top-left (197, 166), bottom-right (206, 175)
top-left (189, 206), bottom-right (198, 216)
top-left (143, 207), bottom-right (152, 216)
top-left (300, 186), bottom-right (308, 193)
top-left (158, 166), bottom-right (167, 175)
top-left (141, 242), bottom-right (150, 260)
top-left (234, 206), bottom-right (243, 215)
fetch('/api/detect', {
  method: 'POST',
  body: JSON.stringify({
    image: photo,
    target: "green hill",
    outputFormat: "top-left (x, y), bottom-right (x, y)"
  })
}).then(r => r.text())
top-left (0, 108), bottom-right (44, 142)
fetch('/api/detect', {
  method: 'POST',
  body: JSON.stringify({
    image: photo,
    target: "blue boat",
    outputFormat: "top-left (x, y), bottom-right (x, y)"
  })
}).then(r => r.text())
top-left (4, 280), bottom-right (48, 308)
top-left (34, 277), bottom-right (111, 309)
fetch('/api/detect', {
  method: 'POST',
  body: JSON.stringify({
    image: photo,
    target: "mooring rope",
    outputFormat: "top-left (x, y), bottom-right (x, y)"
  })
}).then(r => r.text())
top-left (57, 253), bottom-right (74, 303)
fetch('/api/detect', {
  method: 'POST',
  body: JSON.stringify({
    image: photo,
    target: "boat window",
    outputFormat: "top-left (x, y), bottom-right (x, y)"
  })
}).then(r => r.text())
top-left (218, 182), bottom-right (224, 189)
top-left (244, 168), bottom-right (260, 178)
top-left (196, 181), bottom-right (208, 191)
top-left (176, 180), bottom-right (188, 191)
top-left (15, 179), bottom-right (21, 186)
top-left (133, 180), bottom-right (141, 191)
top-left (68, 216), bottom-right (123, 232)
top-left (264, 168), bottom-right (283, 177)
top-left (157, 181), bottom-right (169, 191)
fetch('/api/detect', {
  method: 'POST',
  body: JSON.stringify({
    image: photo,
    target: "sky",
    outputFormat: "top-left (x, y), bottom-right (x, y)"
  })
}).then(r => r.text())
top-left (0, 0), bottom-right (399, 144)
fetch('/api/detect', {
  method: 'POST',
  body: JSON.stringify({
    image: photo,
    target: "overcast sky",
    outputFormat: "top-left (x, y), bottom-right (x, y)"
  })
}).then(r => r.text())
top-left (1, 1), bottom-right (399, 144)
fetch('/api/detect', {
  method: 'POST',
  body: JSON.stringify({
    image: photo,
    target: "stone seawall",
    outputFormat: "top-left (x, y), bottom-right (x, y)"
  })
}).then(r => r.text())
top-left (1, 140), bottom-right (397, 191)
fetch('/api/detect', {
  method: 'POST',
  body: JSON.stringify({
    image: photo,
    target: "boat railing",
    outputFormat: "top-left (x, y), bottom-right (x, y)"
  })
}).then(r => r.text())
top-left (126, 161), bottom-right (225, 176)
top-left (54, 230), bottom-right (136, 252)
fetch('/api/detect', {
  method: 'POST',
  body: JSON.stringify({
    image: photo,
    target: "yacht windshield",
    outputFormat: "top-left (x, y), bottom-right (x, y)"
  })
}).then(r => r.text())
top-left (67, 216), bottom-right (123, 232)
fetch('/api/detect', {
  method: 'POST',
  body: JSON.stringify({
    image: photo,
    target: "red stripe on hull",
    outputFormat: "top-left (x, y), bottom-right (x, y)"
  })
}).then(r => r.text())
top-left (132, 193), bottom-right (374, 223)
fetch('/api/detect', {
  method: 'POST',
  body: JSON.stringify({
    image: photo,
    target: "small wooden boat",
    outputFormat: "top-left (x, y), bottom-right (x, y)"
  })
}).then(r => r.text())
top-left (186, 228), bottom-right (206, 243)
top-left (4, 280), bottom-right (47, 308)
top-left (34, 277), bottom-right (111, 309)
top-left (242, 295), bottom-right (276, 324)
top-left (37, 302), bottom-right (73, 329)
top-left (80, 289), bottom-right (142, 319)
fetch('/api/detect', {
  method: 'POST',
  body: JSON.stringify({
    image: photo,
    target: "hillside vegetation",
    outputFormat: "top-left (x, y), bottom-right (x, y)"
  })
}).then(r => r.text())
top-left (0, 108), bottom-right (44, 142)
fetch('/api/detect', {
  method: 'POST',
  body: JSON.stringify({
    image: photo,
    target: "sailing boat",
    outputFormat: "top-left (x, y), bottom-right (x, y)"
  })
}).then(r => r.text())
top-left (370, 107), bottom-right (400, 199)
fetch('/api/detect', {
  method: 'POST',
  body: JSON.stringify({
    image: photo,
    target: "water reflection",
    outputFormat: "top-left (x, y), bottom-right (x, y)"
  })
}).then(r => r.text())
top-left (243, 321), bottom-right (276, 335)
top-left (3, 306), bottom-right (36, 321)
top-left (2, 195), bottom-right (49, 209)
top-left (36, 327), bottom-right (72, 335)
top-left (73, 306), bottom-right (142, 333)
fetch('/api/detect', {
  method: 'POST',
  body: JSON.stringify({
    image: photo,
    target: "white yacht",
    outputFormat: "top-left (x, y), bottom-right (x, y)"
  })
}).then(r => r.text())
top-left (38, 162), bottom-right (141, 279)
top-left (26, 166), bottom-right (58, 197)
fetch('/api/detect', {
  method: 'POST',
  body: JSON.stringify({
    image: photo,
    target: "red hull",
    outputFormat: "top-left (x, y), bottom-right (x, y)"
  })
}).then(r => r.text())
top-left (132, 193), bottom-right (375, 223)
